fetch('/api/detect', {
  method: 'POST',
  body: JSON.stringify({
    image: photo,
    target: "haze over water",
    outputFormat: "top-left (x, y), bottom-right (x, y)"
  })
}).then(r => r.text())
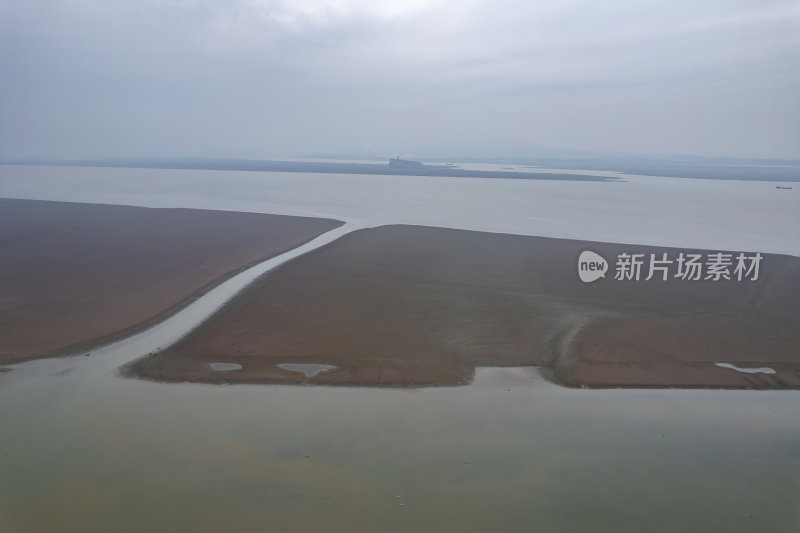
top-left (1, 1), bottom-right (799, 529)
top-left (1, 164), bottom-right (798, 532)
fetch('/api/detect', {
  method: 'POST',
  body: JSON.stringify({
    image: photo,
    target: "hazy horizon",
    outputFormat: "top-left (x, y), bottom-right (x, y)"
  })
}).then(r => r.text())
top-left (1, 0), bottom-right (798, 161)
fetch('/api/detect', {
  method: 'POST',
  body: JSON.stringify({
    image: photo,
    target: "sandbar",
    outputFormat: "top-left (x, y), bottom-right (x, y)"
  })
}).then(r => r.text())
top-left (129, 225), bottom-right (800, 388)
top-left (0, 198), bottom-right (342, 364)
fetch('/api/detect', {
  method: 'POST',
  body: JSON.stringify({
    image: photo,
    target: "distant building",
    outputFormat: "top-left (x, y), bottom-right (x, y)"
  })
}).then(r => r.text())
top-left (388, 156), bottom-right (424, 169)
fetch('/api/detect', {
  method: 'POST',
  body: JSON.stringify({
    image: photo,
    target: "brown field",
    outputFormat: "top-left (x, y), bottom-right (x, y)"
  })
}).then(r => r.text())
top-left (0, 198), bottom-right (342, 364)
top-left (129, 225), bottom-right (800, 389)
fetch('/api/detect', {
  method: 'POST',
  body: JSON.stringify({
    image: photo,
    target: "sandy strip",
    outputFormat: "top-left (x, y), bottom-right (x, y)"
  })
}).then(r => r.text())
top-left (129, 225), bottom-right (800, 389)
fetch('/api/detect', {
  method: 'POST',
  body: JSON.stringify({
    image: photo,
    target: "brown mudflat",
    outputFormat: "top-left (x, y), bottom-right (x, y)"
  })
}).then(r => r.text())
top-left (130, 225), bottom-right (800, 389)
top-left (0, 198), bottom-right (342, 363)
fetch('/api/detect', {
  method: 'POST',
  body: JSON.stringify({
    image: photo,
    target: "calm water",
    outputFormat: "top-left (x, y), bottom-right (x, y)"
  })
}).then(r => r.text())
top-left (1, 166), bottom-right (798, 532)
top-left (1, 356), bottom-right (799, 533)
top-left (1, 165), bottom-right (798, 256)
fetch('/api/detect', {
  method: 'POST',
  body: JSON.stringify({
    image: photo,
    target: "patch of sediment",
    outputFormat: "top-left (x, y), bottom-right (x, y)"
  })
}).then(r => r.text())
top-left (128, 225), bottom-right (800, 389)
top-left (0, 198), bottom-right (343, 364)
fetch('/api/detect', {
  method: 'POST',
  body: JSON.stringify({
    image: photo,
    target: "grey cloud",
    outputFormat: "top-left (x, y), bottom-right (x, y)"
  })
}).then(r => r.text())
top-left (0, 0), bottom-right (798, 159)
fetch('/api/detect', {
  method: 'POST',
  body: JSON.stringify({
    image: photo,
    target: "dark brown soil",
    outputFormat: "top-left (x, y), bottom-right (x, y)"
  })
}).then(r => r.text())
top-left (129, 225), bottom-right (800, 388)
top-left (0, 198), bottom-right (342, 363)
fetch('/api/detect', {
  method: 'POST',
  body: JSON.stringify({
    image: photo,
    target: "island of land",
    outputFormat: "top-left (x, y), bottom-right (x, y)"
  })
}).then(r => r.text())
top-left (129, 225), bottom-right (800, 389)
top-left (0, 198), bottom-right (342, 364)
top-left (4, 158), bottom-right (620, 182)
top-left (5, 155), bottom-right (800, 181)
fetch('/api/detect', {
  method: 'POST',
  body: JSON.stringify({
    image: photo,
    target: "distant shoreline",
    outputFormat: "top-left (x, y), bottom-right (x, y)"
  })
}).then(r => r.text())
top-left (4, 156), bottom-right (800, 181)
top-left (0, 158), bottom-right (622, 182)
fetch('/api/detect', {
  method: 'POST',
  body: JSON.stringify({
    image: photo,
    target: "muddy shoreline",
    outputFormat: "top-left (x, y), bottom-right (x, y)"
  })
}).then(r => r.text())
top-left (129, 225), bottom-right (800, 389)
top-left (0, 198), bottom-right (343, 364)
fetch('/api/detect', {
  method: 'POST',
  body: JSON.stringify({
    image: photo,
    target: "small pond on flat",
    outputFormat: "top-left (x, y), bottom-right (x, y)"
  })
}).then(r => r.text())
top-left (209, 362), bottom-right (243, 371)
top-left (277, 363), bottom-right (337, 378)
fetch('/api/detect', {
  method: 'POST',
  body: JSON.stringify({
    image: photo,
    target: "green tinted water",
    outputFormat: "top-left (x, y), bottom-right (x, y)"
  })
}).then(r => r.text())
top-left (1, 361), bottom-right (798, 533)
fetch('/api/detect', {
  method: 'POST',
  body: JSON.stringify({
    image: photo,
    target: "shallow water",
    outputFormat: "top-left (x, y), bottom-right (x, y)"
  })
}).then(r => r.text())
top-left (1, 361), bottom-right (799, 533)
top-left (716, 362), bottom-right (777, 374)
top-left (0, 167), bottom-right (798, 531)
top-left (209, 362), bottom-right (243, 371)
top-left (2, 165), bottom-right (798, 255)
top-left (278, 363), bottom-right (338, 378)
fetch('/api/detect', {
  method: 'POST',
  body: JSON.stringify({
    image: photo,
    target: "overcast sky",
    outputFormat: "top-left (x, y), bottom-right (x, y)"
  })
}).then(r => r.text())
top-left (1, 0), bottom-right (798, 160)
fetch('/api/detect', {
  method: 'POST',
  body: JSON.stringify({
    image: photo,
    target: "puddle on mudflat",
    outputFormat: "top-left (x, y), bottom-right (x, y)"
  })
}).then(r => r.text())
top-left (715, 362), bottom-right (776, 374)
top-left (208, 362), bottom-right (243, 371)
top-left (277, 363), bottom-right (337, 378)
